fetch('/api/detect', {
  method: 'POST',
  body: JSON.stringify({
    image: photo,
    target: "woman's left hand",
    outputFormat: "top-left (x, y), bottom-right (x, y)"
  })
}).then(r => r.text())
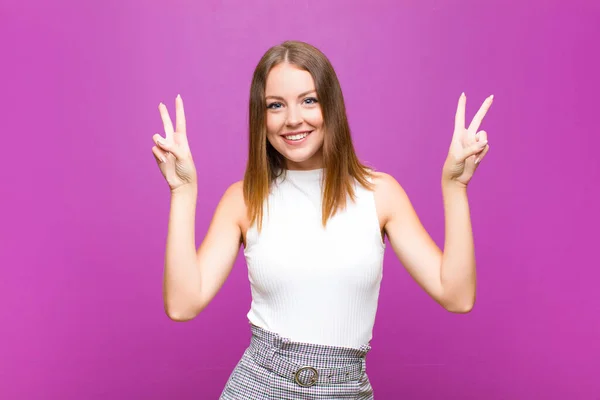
top-left (442, 93), bottom-right (493, 188)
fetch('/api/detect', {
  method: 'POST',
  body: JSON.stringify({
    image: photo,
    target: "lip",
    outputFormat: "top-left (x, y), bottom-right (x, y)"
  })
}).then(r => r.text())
top-left (281, 130), bottom-right (313, 145)
top-left (280, 130), bottom-right (312, 137)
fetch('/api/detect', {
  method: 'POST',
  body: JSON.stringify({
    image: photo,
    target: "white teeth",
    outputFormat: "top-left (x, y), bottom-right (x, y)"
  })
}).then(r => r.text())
top-left (285, 132), bottom-right (309, 141)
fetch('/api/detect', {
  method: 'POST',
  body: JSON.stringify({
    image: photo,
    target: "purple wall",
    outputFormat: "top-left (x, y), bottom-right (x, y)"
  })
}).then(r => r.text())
top-left (1, 0), bottom-right (598, 398)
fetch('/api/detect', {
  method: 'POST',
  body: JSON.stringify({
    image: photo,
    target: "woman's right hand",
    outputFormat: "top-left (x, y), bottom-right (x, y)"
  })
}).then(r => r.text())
top-left (151, 95), bottom-right (198, 193)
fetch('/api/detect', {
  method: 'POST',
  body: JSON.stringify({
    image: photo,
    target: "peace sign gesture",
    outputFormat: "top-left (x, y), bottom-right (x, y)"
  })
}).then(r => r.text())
top-left (442, 92), bottom-right (493, 188)
top-left (151, 94), bottom-right (198, 193)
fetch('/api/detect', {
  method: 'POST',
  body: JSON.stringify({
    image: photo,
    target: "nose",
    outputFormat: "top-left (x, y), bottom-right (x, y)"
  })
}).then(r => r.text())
top-left (285, 105), bottom-right (303, 127)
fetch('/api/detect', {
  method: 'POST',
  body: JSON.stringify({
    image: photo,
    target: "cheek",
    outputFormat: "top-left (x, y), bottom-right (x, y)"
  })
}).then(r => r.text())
top-left (266, 113), bottom-right (284, 133)
top-left (306, 109), bottom-right (324, 127)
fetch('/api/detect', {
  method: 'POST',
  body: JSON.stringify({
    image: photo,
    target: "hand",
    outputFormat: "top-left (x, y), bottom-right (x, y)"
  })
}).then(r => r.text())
top-left (151, 95), bottom-right (198, 193)
top-left (442, 92), bottom-right (493, 188)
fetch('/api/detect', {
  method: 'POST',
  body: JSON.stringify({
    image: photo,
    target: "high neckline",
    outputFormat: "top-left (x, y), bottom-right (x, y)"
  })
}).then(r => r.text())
top-left (282, 168), bottom-right (324, 181)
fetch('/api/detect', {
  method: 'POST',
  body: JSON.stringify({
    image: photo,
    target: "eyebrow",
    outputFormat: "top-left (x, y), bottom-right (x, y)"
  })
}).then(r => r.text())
top-left (265, 90), bottom-right (316, 101)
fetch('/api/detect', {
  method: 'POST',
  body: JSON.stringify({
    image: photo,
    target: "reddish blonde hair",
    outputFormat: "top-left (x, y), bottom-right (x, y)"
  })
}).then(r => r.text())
top-left (243, 40), bottom-right (374, 231)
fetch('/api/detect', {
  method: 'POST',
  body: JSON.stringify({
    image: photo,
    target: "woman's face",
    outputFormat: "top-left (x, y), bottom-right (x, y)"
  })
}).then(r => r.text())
top-left (265, 63), bottom-right (324, 170)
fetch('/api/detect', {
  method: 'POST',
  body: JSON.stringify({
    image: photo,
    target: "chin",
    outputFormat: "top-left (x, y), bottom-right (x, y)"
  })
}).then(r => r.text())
top-left (280, 148), bottom-right (323, 168)
top-left (284, 153), bottom-right (317, 164)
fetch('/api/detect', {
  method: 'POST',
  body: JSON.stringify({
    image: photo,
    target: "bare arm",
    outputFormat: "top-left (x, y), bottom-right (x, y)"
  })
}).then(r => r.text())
top-left (374, 172), bottom-right (475, 313)
top-left (163, 181), bottom-right (244, 321)
top-left (438, 181), bottom-right (476, 313)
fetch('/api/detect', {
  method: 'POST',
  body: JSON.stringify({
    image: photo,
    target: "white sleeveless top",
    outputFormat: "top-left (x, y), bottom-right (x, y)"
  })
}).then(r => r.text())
top-left (243, 168), bottom-right (385, 348)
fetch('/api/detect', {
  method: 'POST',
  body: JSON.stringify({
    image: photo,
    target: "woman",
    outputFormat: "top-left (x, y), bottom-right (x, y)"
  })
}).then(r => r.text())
top-left (151, 40), bottom-right (492, 399)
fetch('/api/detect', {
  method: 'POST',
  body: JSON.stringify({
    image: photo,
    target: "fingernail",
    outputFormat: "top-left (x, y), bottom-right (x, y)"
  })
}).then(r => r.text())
top-left (475, 158), bottom-right (480, 164)
top-left (160, 156), bottom-right (166, 163)
top-left (157, 139), bottom-right (164, 145)
top-left (461, 92), bottom-right (465, 98)
top-left (177, 94), bottom-right (181, 99)
top-left (490, 94), bottom-right (494, 100)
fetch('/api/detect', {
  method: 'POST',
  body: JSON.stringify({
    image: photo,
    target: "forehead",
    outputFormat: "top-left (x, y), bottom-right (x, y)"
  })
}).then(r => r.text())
top-left (265, 63), bottom-right (315, 95)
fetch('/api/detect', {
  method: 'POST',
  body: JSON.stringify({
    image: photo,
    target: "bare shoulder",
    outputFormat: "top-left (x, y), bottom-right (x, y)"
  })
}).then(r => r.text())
top-left (220, 180), bottom-right (247, 218)
top-left (368, 170), bottom-right (410, 224)
top-left (223, 179), bottom-right (244, 198)
top-left (220, 180), bottom-right (250, 244)
top-left (369, 170), bottom-right (399, 189)
top-left (369, 170), bottom-right (406, 199)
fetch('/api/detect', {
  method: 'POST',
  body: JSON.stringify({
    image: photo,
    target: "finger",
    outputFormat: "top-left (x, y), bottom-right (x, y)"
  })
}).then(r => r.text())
top-left (475, 144), bottom-right (490, 165)
top-left (151, 145), bottom-right (167, 164)
top-left (152, 133), bottom-right (166, 147)
top-left (153, 133), bottom-right (183, 160)
top-left (454, 92), bottom-right (466, 132)
top-left (476, 130), bottom-right (488, 143)
top-left (462, 138), bottom-right (488, 160)
top-left (159, 102), bottom-right (175, 139)
top-left (175, 94), bottom-right (186, 133)
top-left (468, 95), bottom-right (494, 135)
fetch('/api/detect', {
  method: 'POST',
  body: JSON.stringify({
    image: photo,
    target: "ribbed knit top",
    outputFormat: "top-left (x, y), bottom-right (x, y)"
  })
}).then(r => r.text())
top-left (243, 168), bottom-right (385, 348)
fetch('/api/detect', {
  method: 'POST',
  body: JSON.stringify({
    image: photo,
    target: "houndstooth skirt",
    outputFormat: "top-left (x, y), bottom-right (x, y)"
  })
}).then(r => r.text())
top-left (219, 323), bottom-right (374, 399)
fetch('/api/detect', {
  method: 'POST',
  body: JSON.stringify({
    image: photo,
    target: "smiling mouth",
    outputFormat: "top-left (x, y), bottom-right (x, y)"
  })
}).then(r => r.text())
top-left (281, 131), bottom-right (312, 141)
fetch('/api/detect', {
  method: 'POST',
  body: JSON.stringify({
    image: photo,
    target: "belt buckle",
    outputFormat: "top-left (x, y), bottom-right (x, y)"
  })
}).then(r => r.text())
top-left (294, 366), bottom-right (319, 388)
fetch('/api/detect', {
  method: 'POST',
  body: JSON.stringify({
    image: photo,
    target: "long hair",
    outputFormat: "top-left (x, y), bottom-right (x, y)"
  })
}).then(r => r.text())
top-left (243, 40), bottom-right (374, 231)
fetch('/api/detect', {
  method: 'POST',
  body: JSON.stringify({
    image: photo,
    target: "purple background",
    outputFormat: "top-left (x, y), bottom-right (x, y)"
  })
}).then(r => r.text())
top-left (1, 0), bottom-right (598, 399)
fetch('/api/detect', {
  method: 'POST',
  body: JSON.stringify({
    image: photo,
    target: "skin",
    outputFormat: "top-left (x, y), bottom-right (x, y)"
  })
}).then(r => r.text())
top-left (153, 64), bottom-right (492, 320)
top-left (264, 63), bottom-right (325, 171)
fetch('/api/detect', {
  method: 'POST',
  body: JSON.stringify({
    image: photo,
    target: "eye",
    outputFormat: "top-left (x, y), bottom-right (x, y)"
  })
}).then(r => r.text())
top-left (304, 97), bottom-right (318, 105)
top-left (266, 102), bottom-right (282, 109)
